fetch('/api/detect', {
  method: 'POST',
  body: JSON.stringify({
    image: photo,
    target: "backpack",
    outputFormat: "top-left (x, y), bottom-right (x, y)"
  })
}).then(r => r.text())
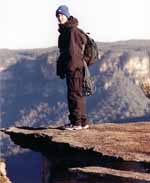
top-left (82, 60), bottom-right (96, 96)
top-left (79, 29), bottom-right (99, 66)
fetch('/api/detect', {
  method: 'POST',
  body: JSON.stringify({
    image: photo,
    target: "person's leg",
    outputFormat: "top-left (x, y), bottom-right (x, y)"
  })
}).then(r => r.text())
top-left (66, 70), bottom-right (86, 127)
top-left (80, 69), bottom-right (88, 127)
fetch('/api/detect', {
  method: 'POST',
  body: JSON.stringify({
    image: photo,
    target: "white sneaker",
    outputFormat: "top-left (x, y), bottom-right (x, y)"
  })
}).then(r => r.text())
top-left (73, 125), bottom-right (82, 130)
top-left (82, 125), bottom-right (89, 129)
top-left (65, 124), bottom-right (83, 131)
top-left (64, 124), bottom-right (74, 131)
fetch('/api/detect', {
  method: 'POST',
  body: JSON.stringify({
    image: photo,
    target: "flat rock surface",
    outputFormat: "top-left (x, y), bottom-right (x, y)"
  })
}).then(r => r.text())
top-left (2, 122), bottom-right (150, 162)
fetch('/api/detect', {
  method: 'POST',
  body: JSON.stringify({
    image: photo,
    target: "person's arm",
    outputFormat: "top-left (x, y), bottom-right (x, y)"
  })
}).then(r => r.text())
top-left (56, 55), bottom-right (65, 79)
top-left (56, 33), bottom-right (66, 79)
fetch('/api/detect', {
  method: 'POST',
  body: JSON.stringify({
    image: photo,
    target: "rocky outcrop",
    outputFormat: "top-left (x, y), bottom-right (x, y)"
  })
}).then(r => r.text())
top-left (0, 160), bottom-right (12, 183)
top-left (2, 122), bottom-right (150, 162)
top-left (1, 122), bottom-right (150, 182)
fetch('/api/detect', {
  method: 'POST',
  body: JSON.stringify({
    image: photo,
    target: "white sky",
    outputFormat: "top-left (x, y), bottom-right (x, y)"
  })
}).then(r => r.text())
top-left (0, 0), bottom-right (150, 49)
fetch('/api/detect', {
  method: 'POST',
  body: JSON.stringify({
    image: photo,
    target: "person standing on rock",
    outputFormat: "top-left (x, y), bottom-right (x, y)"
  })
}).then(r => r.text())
top-left (56, 5), bottom-right (89, 130)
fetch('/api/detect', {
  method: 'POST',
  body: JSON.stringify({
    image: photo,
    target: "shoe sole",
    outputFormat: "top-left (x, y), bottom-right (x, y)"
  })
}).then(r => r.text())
top-left (65, 126), bottom-right (82, 130)
top-left (73, 127), bottom-right (82, 130)
top-left (65, 125), bottom-right (89, 130)
top-left (82, 125), bottom-right (89, 129)
top-left (65, 127), bottom-right (74, 131)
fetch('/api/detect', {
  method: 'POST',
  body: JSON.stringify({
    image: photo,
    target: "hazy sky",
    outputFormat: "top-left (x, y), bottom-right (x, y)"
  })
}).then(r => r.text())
top-left (1, 0), bottom-right (150, 49)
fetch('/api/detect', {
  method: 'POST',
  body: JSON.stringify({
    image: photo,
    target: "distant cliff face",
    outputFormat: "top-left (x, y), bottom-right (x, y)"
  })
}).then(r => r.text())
top-left (0, 41), bottom-right (150, 131)
top-left (95, 46), bottom-right (150, 122)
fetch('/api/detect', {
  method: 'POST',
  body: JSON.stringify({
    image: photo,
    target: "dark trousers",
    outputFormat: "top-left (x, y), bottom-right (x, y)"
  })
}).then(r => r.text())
top-left (66, 69), bottom-right (87, 126)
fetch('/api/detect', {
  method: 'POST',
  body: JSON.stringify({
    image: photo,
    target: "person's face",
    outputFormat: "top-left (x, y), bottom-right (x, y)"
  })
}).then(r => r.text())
top-left (57, 14), bottom-right (68, 24)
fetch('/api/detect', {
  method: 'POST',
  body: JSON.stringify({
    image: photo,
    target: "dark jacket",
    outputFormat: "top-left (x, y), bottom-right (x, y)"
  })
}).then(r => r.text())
top-left (56, 16), bottom-right (87, 78)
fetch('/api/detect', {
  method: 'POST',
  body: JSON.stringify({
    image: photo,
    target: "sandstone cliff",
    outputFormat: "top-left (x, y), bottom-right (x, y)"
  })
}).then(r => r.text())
top-left (0, 160), bottom-right (12, 183)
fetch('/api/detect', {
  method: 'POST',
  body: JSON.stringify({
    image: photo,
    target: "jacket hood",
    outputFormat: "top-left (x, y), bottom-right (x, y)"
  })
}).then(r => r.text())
top-left (58, 16), bottom-right (78, 33)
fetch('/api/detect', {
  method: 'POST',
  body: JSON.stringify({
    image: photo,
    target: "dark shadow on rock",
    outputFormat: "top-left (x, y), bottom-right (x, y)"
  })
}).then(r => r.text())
top-left (15, 125), bottom-right (65, 130)
top-left (15, 126), bottom-right (48, 130)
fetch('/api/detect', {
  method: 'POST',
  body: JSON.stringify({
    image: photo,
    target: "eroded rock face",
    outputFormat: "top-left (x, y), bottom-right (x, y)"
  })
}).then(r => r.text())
top-left (119, 53), bottom-right (150, 98)
top-left (0, 161), bottom-right (12, 183)
top-left (95, 49), bottom-right (150, 122)
top-left (141, 78), bottom-right (150, 98)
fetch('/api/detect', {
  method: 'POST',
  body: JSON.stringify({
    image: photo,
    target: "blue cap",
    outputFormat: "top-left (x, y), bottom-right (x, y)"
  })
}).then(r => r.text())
top-left (56, 5), bottom-right (70, 18)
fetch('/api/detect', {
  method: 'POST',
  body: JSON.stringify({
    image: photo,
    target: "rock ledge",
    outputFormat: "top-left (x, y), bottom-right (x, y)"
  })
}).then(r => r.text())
top-left (2, 122), bottom-right (150, 162)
